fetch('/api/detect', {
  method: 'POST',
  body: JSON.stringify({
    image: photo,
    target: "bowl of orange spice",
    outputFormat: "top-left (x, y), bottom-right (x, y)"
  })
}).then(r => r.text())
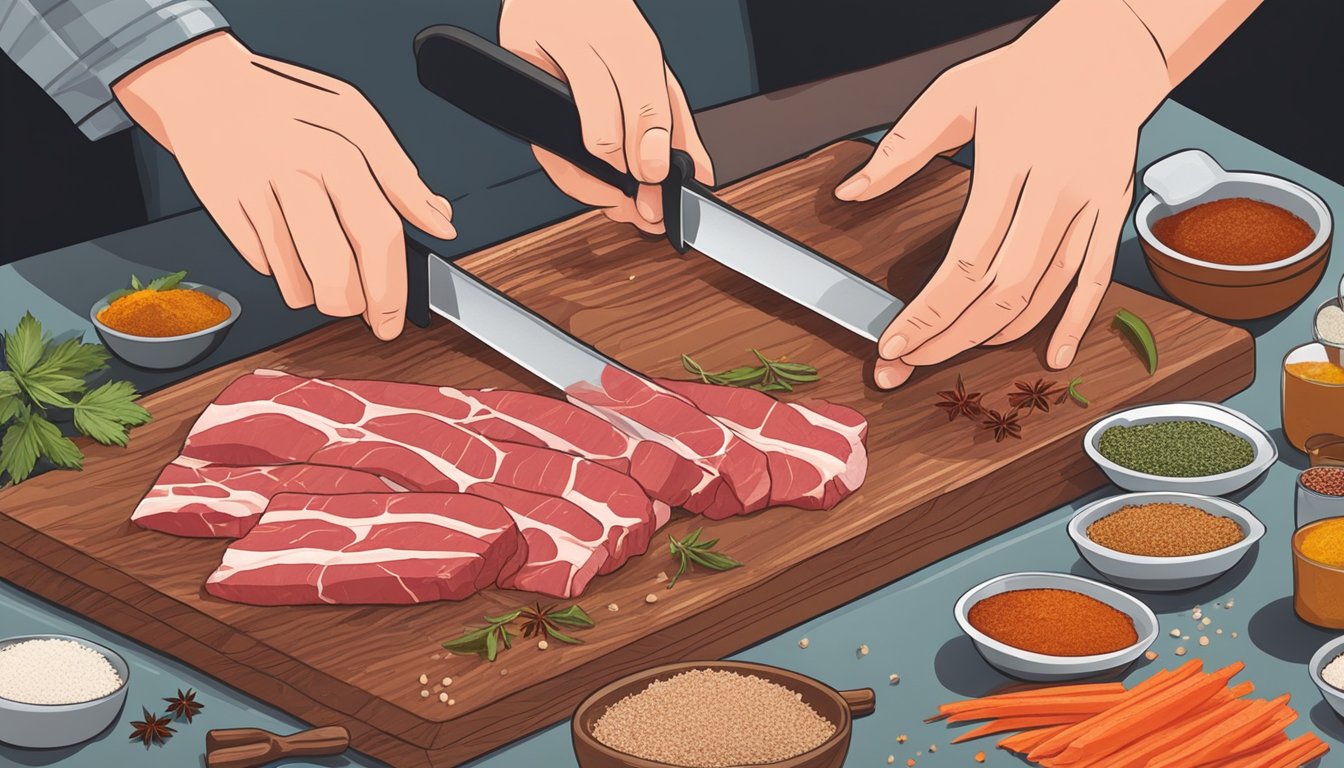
top-left (91, 271), bottom-right (239, 370)
top-left (1136, 149), bottom-right (1332, 320)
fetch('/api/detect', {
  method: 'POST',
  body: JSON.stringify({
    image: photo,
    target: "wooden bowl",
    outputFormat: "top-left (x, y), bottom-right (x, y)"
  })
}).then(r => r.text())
top-left (571, 661), bottom-right (875, 768)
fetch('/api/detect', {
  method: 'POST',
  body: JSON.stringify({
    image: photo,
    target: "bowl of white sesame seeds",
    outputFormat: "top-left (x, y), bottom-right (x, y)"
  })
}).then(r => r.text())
top-left (572, 660), bottom-right (875, 768)
top-left (0, 634), bottom-right (130, 748)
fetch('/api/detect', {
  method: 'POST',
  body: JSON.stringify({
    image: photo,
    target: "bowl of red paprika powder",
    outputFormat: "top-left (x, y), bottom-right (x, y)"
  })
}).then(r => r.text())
top-left (90, 281), bottom-right (240, 370)
top-left (1136, 149), bottom-right (1331, 320)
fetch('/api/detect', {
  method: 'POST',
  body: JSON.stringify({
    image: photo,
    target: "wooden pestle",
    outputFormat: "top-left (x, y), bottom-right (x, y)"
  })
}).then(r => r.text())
top-left (205, 725), bottom-right (350, 768)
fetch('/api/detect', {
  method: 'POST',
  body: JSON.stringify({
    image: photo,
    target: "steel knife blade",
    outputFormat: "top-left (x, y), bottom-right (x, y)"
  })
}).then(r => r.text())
top-left (413, 25), bottom-right (904, 342)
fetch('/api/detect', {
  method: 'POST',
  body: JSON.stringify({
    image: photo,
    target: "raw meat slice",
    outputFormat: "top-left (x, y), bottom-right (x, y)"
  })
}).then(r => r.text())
top-left (656, 379), bottom-right (868, 510)
top-left (205, 493), bottom-right (522, 605)
top-left (130, 458), bottom-right (396, 538)
top-left (566, 366), bottom-right (772, 519)
top-left (182, 371), bottom-right (657, 596)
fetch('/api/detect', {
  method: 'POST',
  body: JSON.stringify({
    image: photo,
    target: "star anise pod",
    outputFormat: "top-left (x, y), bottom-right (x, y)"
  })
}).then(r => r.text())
top-left (164, 688), bottom-right (204, 723)
top-left (1006, 379), bottom-right (1066, 414)
top-left (934, 375), bottom-right (984, 421)
top-left (517, 602), bottom-right (594, 645)
top-left (128, 707), bottom-right (175, 747)
top-left (981, 408), bottom-right (1024, 442)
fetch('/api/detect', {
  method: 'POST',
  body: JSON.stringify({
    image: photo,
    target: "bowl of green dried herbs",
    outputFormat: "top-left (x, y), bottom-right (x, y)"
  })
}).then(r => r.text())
top-left (1082, 402), bottom-right (1275, 496)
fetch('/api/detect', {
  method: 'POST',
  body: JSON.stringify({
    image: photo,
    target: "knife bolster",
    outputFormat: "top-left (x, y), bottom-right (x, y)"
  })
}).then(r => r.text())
top-left (404, 236), bottom-right (434, 328)
top-left (664, 150), bottom-right (698, 254)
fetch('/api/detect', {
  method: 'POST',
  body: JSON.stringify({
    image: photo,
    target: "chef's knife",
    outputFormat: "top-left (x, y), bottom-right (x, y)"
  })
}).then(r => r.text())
top-left (412, 25), bottom-right (904, 342)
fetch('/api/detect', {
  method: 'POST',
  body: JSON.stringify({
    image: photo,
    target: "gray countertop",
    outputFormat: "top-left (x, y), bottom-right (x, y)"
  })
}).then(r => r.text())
top-left (3, 99), bottom-right (1343, 768)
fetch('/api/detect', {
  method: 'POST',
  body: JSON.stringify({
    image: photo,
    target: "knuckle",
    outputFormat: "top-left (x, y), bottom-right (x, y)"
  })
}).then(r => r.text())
top-left (584, 134), bottom-right (624, 156)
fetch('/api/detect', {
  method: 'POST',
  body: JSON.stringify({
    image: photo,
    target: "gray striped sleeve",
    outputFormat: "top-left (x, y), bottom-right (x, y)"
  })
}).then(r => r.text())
top-left (1, 0), bottom-right (229, 139)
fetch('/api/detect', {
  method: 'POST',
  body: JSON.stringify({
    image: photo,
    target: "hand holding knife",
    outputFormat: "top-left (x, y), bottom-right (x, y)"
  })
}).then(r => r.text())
top-left (412, 26), bottom-right (904, 342)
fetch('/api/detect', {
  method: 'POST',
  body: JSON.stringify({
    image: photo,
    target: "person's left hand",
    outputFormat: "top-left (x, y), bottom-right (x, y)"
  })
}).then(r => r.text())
top-left (835, 0), bottom-right (1171, 389)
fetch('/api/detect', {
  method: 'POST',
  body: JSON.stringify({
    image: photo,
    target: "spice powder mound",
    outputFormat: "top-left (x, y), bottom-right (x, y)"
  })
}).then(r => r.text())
top-left (967, 588), bottom-right (1137, 656)
top-left (1098, 420), bottom-right (1254, 477)
top-left (1286, 361), bottom-right (1344, 385)
top-left (591, 669), bottom-right (836, 767)
top-left (1087, 502), bottom-right (1245, 557)
top-left (1299, 518), bottom-right (1344, 567)
top-left (98, 288), bottom-right (230, 337)
top-left (1151, 197), bottom-right (1315, 265)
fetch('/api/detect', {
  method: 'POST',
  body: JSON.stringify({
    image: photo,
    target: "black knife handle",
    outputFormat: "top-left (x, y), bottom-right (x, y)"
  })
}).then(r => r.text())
top-left (413, 25), bottom-right (639, 198)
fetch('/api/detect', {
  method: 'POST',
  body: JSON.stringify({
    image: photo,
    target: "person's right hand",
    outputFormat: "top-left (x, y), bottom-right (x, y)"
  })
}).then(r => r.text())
top-left (499, 0), bottom-right (714, 234)
top-left (113, 31), bottom-right (456, 340)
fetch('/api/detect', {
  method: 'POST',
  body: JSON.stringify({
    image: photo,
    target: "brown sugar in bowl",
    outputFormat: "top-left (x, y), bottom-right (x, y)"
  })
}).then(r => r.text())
top-left (571, 661), bottom-right (874, 768)
top-left (1135, 160), bottom-right (1332, 321)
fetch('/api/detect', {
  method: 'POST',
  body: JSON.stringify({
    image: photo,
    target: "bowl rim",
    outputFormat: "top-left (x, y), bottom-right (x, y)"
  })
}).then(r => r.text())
top-left (570, 659), bottom-right (853, 768)
top-left (953, 571), bottom-right (1159, 667)
top-left (1134, 169), bottom-right (1333, 273)
top-left (90, 281), bottom-right (241, 342)
top-left (0, 633), bottom-right (130, 709)
top-left (1067, 491), bottom-right (1265, 565)
top-left (1082, 401), bottom-right (1277, 486)
top-left (1308, 635), bottom-right (1344, 701)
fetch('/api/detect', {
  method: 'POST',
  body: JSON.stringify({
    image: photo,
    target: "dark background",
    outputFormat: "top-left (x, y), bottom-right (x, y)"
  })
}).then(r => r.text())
top-left (3, 0), bottom-right (1341, 262)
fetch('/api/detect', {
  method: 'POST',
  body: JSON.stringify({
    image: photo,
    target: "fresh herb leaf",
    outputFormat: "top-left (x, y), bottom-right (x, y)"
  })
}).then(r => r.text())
top-left (30, 337), bottom-right (110, 380)
top-left (680, 349), bottom-right (819, 394)
top-left (667, 527), bottom-right (744, 589)
top-left (0, 373), bottom-right (21, 425)
top-left (30, 413), bottom-right (83, 469)
top-left (544, 604), bottom-right (594, 629)
top-left (445, 604), bottom-right (591, 661)
top-left (0, 409), bottom-right (44, 484)
top-left (147, 270), bottom-right (188, 292)
top-left (1114, 309), bottom-right (1158, 375)
top-left (73, 380), bottom-right (152, 447)
top-left (130, 275), bottom-right (144, 291)
top-left (103, 288), bottom-right (137, 303)
top-left (3, 313), bottom-right (46, 376)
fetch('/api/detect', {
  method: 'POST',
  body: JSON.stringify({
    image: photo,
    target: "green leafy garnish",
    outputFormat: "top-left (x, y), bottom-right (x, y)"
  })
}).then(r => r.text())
top-left (0, 313), bottom-right (151, 485)
top-left (443, 604), bottom-right (593, 661)
top-left (682, 349), bottom-right (819, 393)
top-left (107, 270), bottom-right (189, 302)
top-left (667, 527), bottom-right (744, 589)
top-left (1113, 309), bottom-right (1158, 375)
top-left (1066, 376), bottom-right (1090, 408)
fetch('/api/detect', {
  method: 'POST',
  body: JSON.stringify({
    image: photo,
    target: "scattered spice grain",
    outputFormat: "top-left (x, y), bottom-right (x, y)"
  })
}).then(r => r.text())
top-left (858, 644), bottom-right (870, 657)
top-left (442, 676), bottom-right (452, 686)
top-left (888, 757), bottom-right (895, 765)
top-left (419, 690), bottom-right (429, 698)
top-left (418, 674), bottom-right (428, 685)
top-left (1151, 197), bottom-right (1315, 265)
top-left (1145, 650), bottom-right (1159, 661)
top-left (975, 751), bottom-right (986, 763)
top-left (645, 593), bottom-right (658, 604)
top-left (799, 637), bottom-right (810, 649)
top-left (590, 669), bottom-right (836, 767)
top-left (967, 589), bottom-right (1137, 656)
top-left (1199, 636), bottom-right (1210, 647)
top-left (1175, 646), bottom-right (1187, 656)
top-left (898, 734), bottom-right (908, 744)
top-left (1302, 467), bottom-right (1344, 497)
top-left (439, 692), bottom-right (448, 703)
top-left (607, 603), bottom-right (619, 612)
top-left (1098, 420), bottom-right (1254, 477)
top-left (1086, 502), bottom-right (1244, 556)
top-left (1170, 628), bottom-right (1181, 638)
top-left (889, 674), bottom-right (901, 685)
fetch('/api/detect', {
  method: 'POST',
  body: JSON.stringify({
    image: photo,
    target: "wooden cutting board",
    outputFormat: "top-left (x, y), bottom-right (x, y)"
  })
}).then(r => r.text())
top-left (0, 142), bottom-right (1253, 767)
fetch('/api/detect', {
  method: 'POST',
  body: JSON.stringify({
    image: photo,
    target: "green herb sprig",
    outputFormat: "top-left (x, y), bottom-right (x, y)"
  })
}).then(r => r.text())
top-left (1, 313), bottom-right (151, 485)
top-left (667, 527), bottom-right (744, 589)
top-left (1065, 376), bottom-right (1089, 408)
top-left (682, 349), bottom-right (818, 393)
top-left (105, 270), bottom-right (188, 303)
top-left (443, 603), bottom-right (593, 662)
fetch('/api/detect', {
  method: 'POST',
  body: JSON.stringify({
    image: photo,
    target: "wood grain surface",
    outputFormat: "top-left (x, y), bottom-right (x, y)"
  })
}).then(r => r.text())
top-left (0, 142), bottom-right (1255, 767)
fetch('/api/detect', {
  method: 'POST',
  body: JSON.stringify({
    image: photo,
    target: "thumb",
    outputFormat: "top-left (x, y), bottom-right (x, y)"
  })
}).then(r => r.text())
top-left (834, 81), bottom-right (973, 202)
top-left (344, 106), bottom-right (457, 240)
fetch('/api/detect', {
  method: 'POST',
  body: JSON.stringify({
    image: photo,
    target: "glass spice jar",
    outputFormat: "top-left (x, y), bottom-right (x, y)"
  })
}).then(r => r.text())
top-left (1282, 343), bottom-right (1344, 452)
top-left (1296, 467), bottom-right (1344, 529)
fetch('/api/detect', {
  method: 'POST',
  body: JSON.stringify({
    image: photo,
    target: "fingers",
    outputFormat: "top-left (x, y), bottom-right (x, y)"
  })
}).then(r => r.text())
top-left (900, 185), bottom-right (1084, 366)
top-left (272, 176), bottom-right (364, 318)
top-left (666, 66), bottom-right (714, 185)
top-left (532, 147), bottom-right (664, 235)
top-left (250, 185), bottom-right (314, 309)
top-left (835, 78), bottom-right (973, 202)
top-left (986, 207), bottom-right (1099, 346)
top-left (602, 42), bottom-right (673, 184)
top-left (876, 167), bottom-right (1025, 361)
top-left (324, 100), bottom-right (456, 241)
top-left (200, 193), bottom-right (269, 276)
top-left (873, 358), bottom-right (916, 391)
top-left (1047, 204), bottom-right (1124, 369)
top-left (324, 167), bottom-right (409, 340)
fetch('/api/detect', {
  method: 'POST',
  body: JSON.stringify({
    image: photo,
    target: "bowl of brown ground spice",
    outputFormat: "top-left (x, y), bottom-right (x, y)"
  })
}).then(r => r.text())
top-left (954, 572), bottom-right (1158, 682)
top-left (91, 281), bottom-right (240, 370)
top-left (1068, 492), bottom-right (1264, 592)
top-left (1136, 149), bottom-right (1332, 320)
top-left (571, 661), bottom-right (875, 768)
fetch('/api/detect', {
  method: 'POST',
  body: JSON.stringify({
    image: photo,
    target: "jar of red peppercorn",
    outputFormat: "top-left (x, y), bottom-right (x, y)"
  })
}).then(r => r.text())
top-left (1297, 466), bottom-right (1344, 528)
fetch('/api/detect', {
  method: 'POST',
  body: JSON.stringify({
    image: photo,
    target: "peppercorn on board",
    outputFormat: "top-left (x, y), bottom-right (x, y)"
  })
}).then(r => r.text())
top-left (0, 141), bottom-right (1255, 768)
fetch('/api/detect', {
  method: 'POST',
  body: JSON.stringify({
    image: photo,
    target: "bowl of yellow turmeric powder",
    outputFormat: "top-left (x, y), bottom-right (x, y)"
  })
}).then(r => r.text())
top-left (90, 279), bottom-right (239, 370)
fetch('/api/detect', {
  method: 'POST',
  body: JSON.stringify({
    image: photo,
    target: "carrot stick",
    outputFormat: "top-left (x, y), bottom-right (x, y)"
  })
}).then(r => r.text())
top-left (998, 724), bottom-right (1074, 754)
top-left (1208, 733), bottom-right (1290, 767)
top-left (930, 682), bottom-right (1128, 721)
top-left (1235, 732), bottom-right (1329, 768)
top-left (950, 714), bottom-right (1089, 743)
top-left (1027, 661), bottom-right (1204, 762)
top-left (1053, 662), bottom-right (1244, 764)
top-left (942, 695), bottom-right (1126, 724)
top-left (1101, 696), bottom-right (1254, 768)
top-left (1145, 694), bottom-right (1287, 768)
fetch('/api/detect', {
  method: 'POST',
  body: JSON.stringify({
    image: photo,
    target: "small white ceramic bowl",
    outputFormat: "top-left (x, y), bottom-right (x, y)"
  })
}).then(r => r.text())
top-left (91, 281), bottom-right (240, 370)
top-left (0, 634), bottom-right (130, 748)
top-left (1068, 492), bottom-right (1264, 592)
top-left (954, 572), bottom-right (1158, 682)
top-left (1309, 635), bottom-right (1344, 722)
top-left (1083, 402), bottom-right (1276, 496)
